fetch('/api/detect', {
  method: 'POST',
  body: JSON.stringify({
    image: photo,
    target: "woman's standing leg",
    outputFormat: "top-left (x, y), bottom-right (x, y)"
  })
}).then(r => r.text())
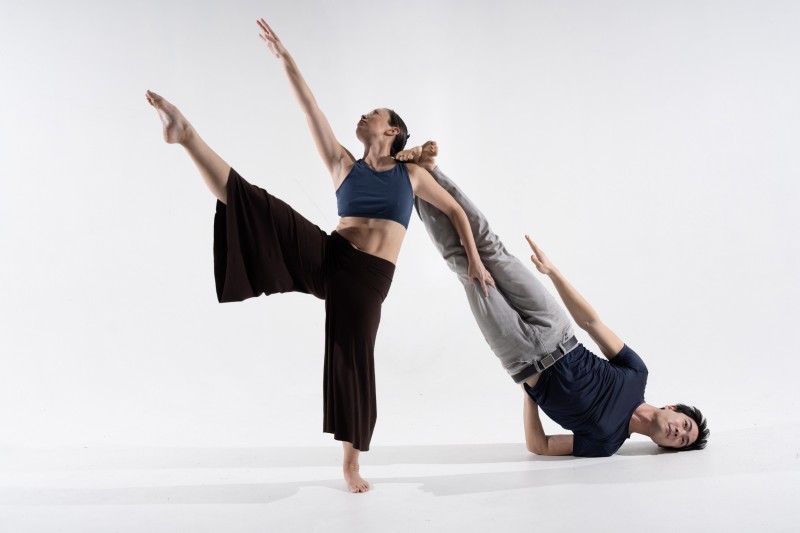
top-left (323, 233), bottom-right (395, 493)
top-left (145, 90), bottom-right (231, 204)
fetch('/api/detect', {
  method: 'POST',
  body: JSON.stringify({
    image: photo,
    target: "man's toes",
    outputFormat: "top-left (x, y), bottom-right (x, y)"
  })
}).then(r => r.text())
top-left (147, 91), bottom-right (164, 106)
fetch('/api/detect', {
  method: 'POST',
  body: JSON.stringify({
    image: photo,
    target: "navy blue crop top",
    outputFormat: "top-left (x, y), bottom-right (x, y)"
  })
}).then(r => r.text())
top-left (335, 159), bottom-right (414, 228)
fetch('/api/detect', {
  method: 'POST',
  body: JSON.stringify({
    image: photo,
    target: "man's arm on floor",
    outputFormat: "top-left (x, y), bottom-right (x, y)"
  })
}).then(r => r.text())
top-left (523, 389), bottom-right (573, 456)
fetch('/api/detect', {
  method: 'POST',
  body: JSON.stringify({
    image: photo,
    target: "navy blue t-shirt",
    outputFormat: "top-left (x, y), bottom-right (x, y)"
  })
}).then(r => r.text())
top-left (524, 343), bottom-right (648, 457)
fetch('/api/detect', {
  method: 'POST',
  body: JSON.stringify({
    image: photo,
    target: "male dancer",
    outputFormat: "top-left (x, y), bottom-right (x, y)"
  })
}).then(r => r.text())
top-left (396, 142), bottom-right (709, 456)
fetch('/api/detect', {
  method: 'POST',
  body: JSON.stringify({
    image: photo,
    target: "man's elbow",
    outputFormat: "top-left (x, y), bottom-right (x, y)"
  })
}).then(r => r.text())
top-left (578, 317), bottom-right (601, 332)
top-left (525, 441), bottom-right (548, 456)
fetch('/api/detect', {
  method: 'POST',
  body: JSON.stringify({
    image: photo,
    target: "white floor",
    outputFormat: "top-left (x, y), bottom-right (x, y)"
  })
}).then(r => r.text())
top-left (1, 424), bottom-right (797, 532)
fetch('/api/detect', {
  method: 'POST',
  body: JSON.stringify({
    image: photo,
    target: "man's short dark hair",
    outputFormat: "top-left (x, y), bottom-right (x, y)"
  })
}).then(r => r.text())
top-left (673, 404), bottom-right (709, 451)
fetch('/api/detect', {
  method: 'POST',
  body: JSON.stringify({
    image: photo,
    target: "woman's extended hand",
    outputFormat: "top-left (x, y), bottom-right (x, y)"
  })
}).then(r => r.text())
top-left (257, 18), bottom-right (288, 58)
top-left (468, 259), bottom-right (496, 298)
top-left (525, 235), bottom-right (557, 276)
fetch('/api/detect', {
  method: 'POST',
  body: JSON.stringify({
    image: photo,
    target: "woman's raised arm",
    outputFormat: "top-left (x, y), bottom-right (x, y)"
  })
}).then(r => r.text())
top-left (257, 18), bottom-right (354, 184)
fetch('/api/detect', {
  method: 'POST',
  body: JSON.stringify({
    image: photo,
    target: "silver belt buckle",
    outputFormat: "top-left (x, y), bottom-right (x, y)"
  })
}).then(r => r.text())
top-left (540, 353), bottom-right (556, 369)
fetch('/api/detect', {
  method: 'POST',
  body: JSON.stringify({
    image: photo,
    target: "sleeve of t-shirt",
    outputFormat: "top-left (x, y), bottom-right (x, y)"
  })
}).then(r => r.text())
top-left (611, 344), bottom-right (648, 374)
top-left (573, 434), bottom-right (616, 457)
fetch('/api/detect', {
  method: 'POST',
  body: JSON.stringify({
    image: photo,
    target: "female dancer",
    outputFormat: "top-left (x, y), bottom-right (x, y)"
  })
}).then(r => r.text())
top-left (145, 18), bottom-right (494, 493)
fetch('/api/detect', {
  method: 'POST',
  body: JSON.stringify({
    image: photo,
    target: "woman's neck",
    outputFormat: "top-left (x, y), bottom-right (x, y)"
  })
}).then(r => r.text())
top-left (362, 153), bottom-right (395, 171)
top-left (362, 141), bottom-right (393, 169)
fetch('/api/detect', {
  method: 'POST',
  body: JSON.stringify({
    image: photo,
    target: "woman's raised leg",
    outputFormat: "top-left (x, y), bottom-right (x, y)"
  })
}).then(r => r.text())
top-left (145, 90), bottom-right (231, 204)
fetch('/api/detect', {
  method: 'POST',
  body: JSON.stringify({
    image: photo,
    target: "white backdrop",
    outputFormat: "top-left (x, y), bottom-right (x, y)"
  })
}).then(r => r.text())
top-left (1, 0), bottom-right (798, 450)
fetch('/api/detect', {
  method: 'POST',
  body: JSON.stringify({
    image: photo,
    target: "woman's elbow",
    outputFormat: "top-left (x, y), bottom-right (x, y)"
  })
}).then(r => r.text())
top-left (441, 201), bottom-right (465, 221)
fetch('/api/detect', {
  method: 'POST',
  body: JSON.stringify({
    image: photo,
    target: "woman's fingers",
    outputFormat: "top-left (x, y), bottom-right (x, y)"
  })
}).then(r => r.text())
top-left (256, 19), bottom-right (282, 58)
top-left (480, 267), bottom-right (494, 296)
top-left (257, 18), bottom-right (279, 40)
top-left (256, 18), bottom-right (277, 41)
top-left (470, 272), bottom-right (488, 298)
top-left (262, 18), bottom-right (277, 35)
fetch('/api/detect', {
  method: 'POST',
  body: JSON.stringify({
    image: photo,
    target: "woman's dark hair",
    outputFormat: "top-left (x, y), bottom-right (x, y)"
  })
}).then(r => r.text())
top-left (386, 109), bottom-right (410, 157)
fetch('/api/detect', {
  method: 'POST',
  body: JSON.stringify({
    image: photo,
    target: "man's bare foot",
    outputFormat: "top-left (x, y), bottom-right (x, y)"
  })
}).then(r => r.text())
top-left (343, 464), bottom-right (370, 493)
top-left (395, 141), bottom-right (438, 172)
top-left (144, 90), bottom-right (193, 145)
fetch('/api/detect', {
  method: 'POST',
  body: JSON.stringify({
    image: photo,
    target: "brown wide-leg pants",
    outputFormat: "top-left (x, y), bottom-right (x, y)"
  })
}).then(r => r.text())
top-left (213, 167), bottom-right (395, 451)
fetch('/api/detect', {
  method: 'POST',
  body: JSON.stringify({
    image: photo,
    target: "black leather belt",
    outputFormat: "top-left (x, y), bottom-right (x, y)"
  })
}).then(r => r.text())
top-left (512, 334), bottom-right (579, 383)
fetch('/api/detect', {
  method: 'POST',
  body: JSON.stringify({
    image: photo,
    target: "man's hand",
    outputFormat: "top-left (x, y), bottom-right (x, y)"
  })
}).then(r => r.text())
top-left (525, 235), bottom-right (557, 276)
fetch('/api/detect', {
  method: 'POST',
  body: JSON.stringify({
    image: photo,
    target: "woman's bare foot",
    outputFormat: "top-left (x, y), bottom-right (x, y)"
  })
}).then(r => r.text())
top-left (343, 464), bottom-right (370, 493)
top-left (395, 141), bottom-right (438, 172)
top-left (145, 90), bottom-right (194, 145)
top-left (342, 441), bottom-right (370, 493)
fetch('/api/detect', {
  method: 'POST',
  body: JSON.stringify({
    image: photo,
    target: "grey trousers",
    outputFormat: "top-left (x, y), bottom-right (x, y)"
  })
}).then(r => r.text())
top-left (414, 167), bottom-right (576, 383)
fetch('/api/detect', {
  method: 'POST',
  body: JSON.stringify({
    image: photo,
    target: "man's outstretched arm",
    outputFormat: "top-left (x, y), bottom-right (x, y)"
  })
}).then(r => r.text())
top-left (523, 389), bottom-right (573, 456)
top-left (525, 236), bottom-right (625, 361)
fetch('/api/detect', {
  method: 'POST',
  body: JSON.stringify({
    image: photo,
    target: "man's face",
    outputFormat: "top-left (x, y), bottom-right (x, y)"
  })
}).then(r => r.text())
top-left (650, 405), bottom-right (699, 449)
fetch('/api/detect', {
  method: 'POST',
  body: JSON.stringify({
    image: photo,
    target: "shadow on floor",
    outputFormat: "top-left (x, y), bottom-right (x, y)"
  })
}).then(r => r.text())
top-left (0, 439), bottom-right (662, 472)
top-left (0, 426), bottom-right (795, 505)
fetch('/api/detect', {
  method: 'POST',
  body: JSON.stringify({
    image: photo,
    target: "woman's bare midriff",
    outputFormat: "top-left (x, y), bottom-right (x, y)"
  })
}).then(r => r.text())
top-left (335, 217), bottom-right (407, 264)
